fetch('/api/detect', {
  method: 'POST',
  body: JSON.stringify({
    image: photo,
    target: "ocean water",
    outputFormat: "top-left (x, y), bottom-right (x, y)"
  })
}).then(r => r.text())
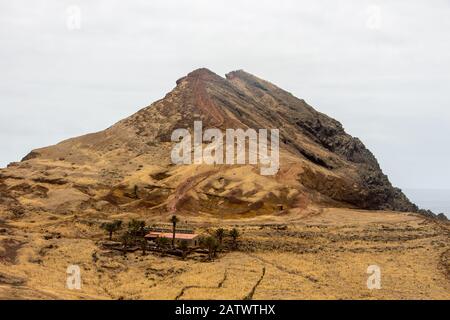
top-left (403, 189), bottom-right (450, 218)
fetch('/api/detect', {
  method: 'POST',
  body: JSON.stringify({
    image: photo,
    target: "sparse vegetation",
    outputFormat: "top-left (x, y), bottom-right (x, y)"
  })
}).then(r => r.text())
top-left (200, 236), bottom-right (219, 261)
top-left (179, 240), bottom-right (189, 259)
top-left (0, 208), bottom-right (448, 299)
top-left (229, 228), bottom-right (240, 250)
top-left (120, 231), bottom-right (133, 249)
top-left (120, 219), bottom-right (148, 253)
top-left (127, 219), bottom-right (146, 238)
top-left (101, 220), bottom-right (122, 240)
top-left (215, 228), bottom-right (225, 248)
top-left (155, 237), bottom-right (170, 251)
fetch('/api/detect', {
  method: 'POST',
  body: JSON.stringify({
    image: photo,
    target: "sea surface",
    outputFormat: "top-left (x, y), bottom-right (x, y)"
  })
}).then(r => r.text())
top-left (403, 189), bottom-right (450, 218)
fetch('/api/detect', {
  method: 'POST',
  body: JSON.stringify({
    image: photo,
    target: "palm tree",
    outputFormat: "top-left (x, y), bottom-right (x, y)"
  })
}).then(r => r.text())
top-left (128, 219), bottom-right (146, 238)
top-left (215, 228), bottom-right (225, 249)
top-left (120, 231), bottom-right (132, 249)
top-left (169, 215), bottom-right (179, 248)
top-left (229, 228), bottom-right (240, 250)
top-left (200, 236), bottom-right (219, 260)
top-left (101, 220), bottom-right (122, 240)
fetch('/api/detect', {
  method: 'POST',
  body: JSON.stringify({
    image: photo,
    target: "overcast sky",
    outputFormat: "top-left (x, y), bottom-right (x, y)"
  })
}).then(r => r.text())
top-left (1, 0), bottom-right (449, 193)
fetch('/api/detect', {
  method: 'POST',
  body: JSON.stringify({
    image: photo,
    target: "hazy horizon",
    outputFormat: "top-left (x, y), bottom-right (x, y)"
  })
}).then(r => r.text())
top-left (1, 0), bottom-right (449, 197)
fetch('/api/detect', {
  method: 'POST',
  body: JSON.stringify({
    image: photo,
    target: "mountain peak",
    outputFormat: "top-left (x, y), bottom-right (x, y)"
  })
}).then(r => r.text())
top-left (186, 67), bottom-right (219, 78)
top-left (2, 68), bottom-right (418, 217)
top-left (176, 68), bottom-right (223, 85)
top-left (225, 69), bottom-right (252, 79)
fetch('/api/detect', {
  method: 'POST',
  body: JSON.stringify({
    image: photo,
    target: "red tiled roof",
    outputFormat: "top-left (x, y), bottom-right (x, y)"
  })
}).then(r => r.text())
top-left (145, 232), bottom-right (199, 240)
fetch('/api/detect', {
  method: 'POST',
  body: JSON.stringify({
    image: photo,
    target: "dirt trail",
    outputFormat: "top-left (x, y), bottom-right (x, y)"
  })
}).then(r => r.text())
top-left (244, 267), bottom-right (266, 300)
top-left (175, 269), bottom-right (228, 300)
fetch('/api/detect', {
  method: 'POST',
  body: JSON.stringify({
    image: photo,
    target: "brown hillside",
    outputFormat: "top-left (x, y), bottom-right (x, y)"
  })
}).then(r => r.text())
top-left (0, 68), bottom-right (417, 217)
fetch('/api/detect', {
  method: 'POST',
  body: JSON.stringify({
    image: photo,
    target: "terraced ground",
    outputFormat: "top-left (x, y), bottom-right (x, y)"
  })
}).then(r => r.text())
top-left (0, 207), bottom-right (448, 300)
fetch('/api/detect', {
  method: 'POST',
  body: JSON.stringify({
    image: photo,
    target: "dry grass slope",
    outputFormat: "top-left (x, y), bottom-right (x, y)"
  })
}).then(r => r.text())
top-left (0, 207), bottom-right (448, 300)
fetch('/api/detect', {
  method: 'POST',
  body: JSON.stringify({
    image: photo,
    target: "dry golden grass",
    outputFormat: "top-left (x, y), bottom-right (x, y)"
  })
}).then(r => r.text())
top-left (0, 207), bottom-right (449, 300)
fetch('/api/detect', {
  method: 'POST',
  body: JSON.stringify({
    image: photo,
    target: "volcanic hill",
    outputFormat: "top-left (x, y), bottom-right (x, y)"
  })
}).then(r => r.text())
top-left (0, 68), bottom-right (417, 218)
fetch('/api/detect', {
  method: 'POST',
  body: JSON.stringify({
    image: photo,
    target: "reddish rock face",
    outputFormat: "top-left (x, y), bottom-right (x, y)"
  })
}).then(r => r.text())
top-left (0, 68), bottom-right (417, 216)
